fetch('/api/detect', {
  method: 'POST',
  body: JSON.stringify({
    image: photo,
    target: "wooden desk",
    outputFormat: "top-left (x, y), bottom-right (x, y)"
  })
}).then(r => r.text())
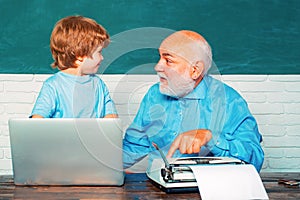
top-left (0, 173), bottom-right (299, 199)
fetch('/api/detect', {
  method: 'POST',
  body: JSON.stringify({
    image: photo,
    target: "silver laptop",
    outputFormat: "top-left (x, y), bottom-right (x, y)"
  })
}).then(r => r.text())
top-left (8, 118), bottom-right (124, 186)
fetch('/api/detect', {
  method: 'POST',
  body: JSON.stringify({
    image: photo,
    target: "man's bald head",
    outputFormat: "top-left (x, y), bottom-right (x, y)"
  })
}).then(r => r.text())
top-left (159, 30), bottom-right (212, 74)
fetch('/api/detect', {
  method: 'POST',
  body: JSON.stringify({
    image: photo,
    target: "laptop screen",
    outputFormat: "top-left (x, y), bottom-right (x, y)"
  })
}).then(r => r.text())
top-left (9, 118), bottom-right (124, 186)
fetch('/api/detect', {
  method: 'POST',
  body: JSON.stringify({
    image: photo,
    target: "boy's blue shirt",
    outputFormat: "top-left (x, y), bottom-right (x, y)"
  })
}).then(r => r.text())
top-left (123, 75), bottom-right (264, 172)
top-left (31, 71), bottom-right (117, 118)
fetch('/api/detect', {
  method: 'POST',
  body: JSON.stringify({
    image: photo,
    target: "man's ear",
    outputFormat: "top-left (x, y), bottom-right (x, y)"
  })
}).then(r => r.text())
top-left (191, 61), bottom-right (204, 80)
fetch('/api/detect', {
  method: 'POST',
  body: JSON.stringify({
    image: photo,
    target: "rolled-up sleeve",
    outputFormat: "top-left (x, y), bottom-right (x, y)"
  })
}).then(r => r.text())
top-left (31, 82), bottom-right (56, 118)
top-left (101, 82), bottom-right (117, 116)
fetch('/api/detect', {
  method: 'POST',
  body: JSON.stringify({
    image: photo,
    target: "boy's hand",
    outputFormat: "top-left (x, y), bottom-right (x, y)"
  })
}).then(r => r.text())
top-left (104, 114), bottom-right (118, 118)
top-left (31, 114), bottom-right (44, 118)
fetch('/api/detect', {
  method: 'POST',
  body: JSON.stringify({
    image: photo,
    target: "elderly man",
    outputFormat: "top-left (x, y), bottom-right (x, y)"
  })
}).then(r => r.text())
top-left (123, 30), bottom-right (264, 172)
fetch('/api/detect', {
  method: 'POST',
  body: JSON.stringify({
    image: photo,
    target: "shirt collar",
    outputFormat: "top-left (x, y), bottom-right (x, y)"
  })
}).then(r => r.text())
top-left (58, 71), bottom-right (93, 84)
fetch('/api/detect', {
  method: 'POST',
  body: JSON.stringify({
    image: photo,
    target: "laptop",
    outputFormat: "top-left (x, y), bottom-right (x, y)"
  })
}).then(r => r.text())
top-left (8, 118), bottom-right (125, 186)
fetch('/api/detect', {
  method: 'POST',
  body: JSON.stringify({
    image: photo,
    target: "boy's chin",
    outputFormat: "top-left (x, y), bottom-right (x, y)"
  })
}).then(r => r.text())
top-left (83, 69), bottom-right (98, 75)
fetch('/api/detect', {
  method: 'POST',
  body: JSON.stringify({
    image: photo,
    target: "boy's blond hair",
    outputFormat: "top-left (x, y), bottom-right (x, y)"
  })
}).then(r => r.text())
top-left (50, 15), bottom-right (109, 70)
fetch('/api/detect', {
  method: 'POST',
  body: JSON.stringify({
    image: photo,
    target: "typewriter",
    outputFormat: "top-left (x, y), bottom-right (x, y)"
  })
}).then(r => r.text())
top-left (147, 143), bottom-right (244, 193)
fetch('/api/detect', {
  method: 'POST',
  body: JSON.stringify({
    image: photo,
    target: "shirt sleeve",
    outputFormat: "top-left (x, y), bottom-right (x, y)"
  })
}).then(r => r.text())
top-left (206, 96), bottom-right (264, 172)
top-left (101, 82), bottom-right (118, 116)
top-left (123, 92), bottom-right (151, 169)
top-left (31, 82), bottom-right (56, 118)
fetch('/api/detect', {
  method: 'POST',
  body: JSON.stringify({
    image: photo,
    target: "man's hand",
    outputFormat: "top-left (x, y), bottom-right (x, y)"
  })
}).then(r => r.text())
top-left (166, 129), bottom-right (212, 158)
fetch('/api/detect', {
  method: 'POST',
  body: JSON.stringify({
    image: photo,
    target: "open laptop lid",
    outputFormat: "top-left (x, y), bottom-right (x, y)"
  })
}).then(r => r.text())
top-left (9, 118), bottom-right (124, 186)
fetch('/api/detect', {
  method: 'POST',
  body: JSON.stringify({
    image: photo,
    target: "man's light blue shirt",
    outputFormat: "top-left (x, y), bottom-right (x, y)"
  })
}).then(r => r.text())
top-left (31, 72), bottom-right (117, 118)
top-left (123, 75), bottom-right (264, 171)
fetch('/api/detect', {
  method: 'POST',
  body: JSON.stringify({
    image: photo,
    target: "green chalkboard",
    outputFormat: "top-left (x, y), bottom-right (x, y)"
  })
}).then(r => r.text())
top-left (0, 0), bottom-right (299, 74)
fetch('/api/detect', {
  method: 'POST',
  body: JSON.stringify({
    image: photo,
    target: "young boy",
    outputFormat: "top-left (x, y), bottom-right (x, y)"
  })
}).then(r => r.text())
top-left (31, 16), bottom-right (117, 118)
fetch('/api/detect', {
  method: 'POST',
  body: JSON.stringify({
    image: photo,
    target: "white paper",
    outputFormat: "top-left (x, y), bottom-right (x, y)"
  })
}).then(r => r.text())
top-left (189, 164), bottom-right (269, 200)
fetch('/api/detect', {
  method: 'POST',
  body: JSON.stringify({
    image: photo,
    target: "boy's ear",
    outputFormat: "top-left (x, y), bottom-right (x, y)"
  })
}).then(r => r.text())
top-left (74, 56), bottom-right (85, 67)
top-left (191, 61), bottom-right (204, 80)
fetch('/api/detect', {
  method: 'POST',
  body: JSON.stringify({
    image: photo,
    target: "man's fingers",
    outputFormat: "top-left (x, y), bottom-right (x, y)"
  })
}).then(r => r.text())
top-left (192, 141), bottom-right (201, 153)
top-left (166, 135), bottom-right (181, 158)
top-left (182, 134), bottom-right (197, 154)
top-left (166, 130), bottom-right (210, 158)
top-left (179, 138), bottom-right (187, 154)
top-left (186, 144), bottom-right (194, 154)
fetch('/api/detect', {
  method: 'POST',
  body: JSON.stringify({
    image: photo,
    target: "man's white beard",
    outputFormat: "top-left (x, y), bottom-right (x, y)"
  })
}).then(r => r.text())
top-left (158, 72), bottom-right (195, 98)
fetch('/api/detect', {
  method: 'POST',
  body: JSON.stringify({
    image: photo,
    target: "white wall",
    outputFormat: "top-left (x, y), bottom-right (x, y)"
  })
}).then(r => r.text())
top-left (0, 74), bottom-right (300, 174)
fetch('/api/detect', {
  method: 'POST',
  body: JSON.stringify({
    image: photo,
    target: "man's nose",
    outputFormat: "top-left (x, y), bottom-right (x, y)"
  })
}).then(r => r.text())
top-left (154, 61), bottom-right (164, 72)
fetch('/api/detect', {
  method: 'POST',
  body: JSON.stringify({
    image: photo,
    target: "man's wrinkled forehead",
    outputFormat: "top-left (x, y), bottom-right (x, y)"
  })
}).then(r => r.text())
top-left (159, 32), bottom-right (203, 63)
